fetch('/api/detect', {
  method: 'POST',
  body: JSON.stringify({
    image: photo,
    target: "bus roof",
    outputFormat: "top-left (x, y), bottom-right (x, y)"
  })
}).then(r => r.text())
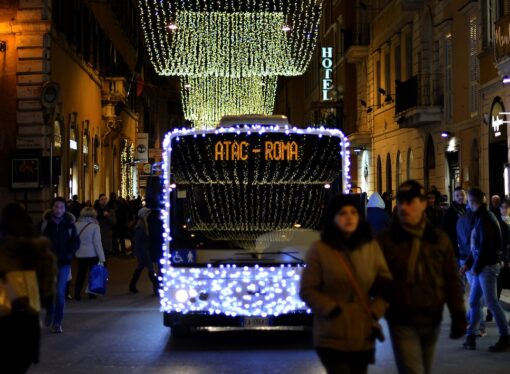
top-left (218, 115), bottom-right (289, 128)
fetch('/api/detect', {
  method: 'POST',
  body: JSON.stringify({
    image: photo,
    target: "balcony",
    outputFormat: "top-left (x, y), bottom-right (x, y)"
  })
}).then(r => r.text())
top-left (394, 74), bottom-right (443, 128)
top-left (102, 77), bottom-right (127, 104)
top-left (344, 25), bottom-right (370, 64)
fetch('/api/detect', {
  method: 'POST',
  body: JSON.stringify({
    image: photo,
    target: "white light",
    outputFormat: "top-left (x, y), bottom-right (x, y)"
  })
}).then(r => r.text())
top-left (168, 23), bottom-right (178, 31)
top-left (324, 183), bottom-right (331, 189)
top-left (170, 183), bottom-right (177, 188)
top-left (282, 24), bottom-right (291, 32)
top-left (175, 289), bottom-right (189, 303)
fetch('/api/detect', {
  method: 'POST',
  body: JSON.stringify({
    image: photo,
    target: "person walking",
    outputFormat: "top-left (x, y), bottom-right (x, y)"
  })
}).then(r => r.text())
top-left (460, 187), bottom-right (510, 351)
top-left (377, 180), bottom-right (466, 374)
top-left (440, 186), bottom-right (467, 258)
top-left (300, 194), bottom-right (392, 374)
top-left (129, 207), bottom-right (158, 295)
top-left (74, 207), bottom-right (106, 300)
top-left (0, 203), bottom-right (57, 373)
top-left (94, 194), bottom-right (117, 257)
top-left (40, 197), bottom-right (80, 333)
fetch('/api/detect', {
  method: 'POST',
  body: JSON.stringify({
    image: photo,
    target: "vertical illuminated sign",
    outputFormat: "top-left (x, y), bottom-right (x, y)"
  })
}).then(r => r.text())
top-left (322, 47), bottom-right (333, 101)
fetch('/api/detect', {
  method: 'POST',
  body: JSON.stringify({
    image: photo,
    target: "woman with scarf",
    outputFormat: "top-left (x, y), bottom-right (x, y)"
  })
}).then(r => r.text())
top-left (300, 194), bottom-right (392, 374)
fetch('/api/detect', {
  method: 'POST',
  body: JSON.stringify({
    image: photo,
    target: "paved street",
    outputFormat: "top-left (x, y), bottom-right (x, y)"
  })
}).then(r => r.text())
top-left (30, 258), bottom-right (510, 374)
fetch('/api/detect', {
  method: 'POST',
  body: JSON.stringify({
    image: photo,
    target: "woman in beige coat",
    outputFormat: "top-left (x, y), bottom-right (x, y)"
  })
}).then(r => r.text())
top-left (300, 194), bottom-right (392, 374)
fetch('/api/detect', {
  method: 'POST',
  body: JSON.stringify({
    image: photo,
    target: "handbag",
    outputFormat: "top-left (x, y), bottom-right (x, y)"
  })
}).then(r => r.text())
top-left (88, 264), bottom-right (109, 295)
top-left (0, 271), bottom-right (41, 317)
top-left (334, 251), bottom-right (385, 342)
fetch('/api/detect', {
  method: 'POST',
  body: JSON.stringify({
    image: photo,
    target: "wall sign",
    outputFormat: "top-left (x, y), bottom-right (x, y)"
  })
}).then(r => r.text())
top-left (490, 100), bottom-right (508, 143)
top-left (321, 47), bottom-right (333, 101)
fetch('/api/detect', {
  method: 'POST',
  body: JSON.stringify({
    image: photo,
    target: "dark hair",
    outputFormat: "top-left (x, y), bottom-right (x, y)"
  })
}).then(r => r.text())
top-left (467, 187), bottom-right (484, 204)
top-left (321, 194), bottom-right (372, 250)
top-left (454, 186), bottom-right (465, 192)
top-left (98, 193), bottom-right (106, 199)
top-left (51, 196), bottom-right (67, 209)
top-left (396, 180), bottom-right (426, 202)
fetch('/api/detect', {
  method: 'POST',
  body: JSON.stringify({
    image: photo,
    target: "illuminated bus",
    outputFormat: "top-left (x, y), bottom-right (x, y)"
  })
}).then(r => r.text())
top-left (159, 115), bottom-right (351, 335)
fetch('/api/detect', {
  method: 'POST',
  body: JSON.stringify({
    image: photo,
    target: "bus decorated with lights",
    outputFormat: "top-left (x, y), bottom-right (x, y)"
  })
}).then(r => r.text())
top-left (159, 116), bottom-right (351, 332)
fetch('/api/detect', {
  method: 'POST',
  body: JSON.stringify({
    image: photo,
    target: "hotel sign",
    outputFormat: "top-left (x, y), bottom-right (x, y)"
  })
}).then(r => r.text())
top-left (495, 15), bottom-right (510, 60)
top-left (321, 47), bottom-right (333, 101)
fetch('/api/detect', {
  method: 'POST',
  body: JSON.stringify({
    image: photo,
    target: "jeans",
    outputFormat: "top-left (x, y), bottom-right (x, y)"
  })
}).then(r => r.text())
top-left (466, 264), bottom-right (509, 337)
top-left (47, 265), bottom-right (71, 326)
top-left (460, 259), bottom-right (486, 329)
top-left (389, 324), bottom-right (440, 374)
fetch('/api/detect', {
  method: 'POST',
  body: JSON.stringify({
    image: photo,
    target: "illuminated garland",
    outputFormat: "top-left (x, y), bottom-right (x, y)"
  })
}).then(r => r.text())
top-left (158, 124), bottom-right (351, 315)
top-left (181, 76), bottom-right (277, 129)
top-left (139, 1), bottom-right (323, 77)
top-left (120, 140), bottom-right (137, 198)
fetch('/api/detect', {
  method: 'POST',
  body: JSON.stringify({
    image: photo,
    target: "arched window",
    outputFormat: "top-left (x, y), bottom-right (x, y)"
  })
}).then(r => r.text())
top-left (424, 135), bottom-right (435, 190)
top-left (386, 153), bottom-right (392, 194)
top-left (377, 155), bottom-right (382, 194)
top-left (396, 151), bottom-right (402, 187)
top-left (471, 138), bottom-right (479, 187)
top-left (407, 148), bottom-right (413, 180)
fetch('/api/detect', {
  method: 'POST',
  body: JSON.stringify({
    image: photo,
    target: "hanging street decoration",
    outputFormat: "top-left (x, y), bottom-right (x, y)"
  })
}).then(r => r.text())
top-left (139, 0), bottom-right (324, 126)
top-left (139, 1), bottom-right (323, 77)
top-left (180, 75), bottom-right (277, 129)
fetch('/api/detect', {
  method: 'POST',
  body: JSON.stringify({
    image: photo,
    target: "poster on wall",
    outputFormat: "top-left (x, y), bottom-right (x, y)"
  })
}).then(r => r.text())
top-left (11, 157), bottom-right (40, 189)
top-left (135, 133), bottom-right (149, 162)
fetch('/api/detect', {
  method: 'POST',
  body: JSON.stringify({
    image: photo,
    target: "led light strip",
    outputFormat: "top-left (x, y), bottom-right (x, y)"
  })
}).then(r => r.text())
top-left (158, 124), bottom-right (351, 315)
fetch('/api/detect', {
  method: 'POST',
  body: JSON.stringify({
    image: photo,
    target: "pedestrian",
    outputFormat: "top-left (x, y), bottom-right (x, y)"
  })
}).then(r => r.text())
top-left (300, 194), bottom-right (392, 374)
top-left (377, 180), bottom-right (466, 374)
top-left (440, 186), bottom-right (467, 258)
top-left (496, 199), bottom-right (510, 301)
top-left (40, 197), bottom-right (80, 333)
top-left (456, 201), bottom-right (488, 336)
top-left (425, 190), bottom-right (443, 227)
top-left (366, 191), bottom-right (391, 234)
top-left (490, 194), bottom-right (502, 219)
top-left (94, 193), bottom-right (117, 257)
top-left (0, 203), bottom-right (57, 373)
top-left (68, 194), bottom-right (83, 220)
top-left (74, 207), bottom-right (106, 301)
top-left (460, 187), bottom-right (510, 351)
top-left (129, 207), bottom-right (158, 295)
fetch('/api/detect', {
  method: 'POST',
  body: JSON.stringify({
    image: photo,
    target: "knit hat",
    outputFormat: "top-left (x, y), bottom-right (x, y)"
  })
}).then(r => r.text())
top-left (396, 180), bottom-right (425, 203)
top-left (325, 194), bottom-right (362, 220)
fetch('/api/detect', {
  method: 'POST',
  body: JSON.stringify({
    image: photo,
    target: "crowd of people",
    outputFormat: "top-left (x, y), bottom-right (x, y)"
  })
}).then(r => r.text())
top-left (0, 193), bottom-right (163, 373)
top-left (300, 180), bottom-right (510, 374)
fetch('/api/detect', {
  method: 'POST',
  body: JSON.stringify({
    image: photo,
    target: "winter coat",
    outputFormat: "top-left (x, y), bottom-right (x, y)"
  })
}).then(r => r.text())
top-left (133, 218), bottom-right (152, 269)
top-left (440, 202), bottom-right (466, 257)
top-left (0, 235), bottom-right (57, 365)
top-left (94, 203), bottom-right (117, 253)
top-left (466, 204), bottom-right (502, 274)
top-left (377, 219), bottom-right (466, 328)
top-left (40, 211), bottom-right (80, 267)
top-left (300, 240), bottom-right (392, 353)
top-left (75, 217), bottom-right (105, 262)
top-left (366, 193), bottom-right (391, 234)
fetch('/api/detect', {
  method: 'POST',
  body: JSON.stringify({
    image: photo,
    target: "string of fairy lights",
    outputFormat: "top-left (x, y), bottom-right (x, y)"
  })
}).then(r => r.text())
top-left (180, 76), bottom-right (277, 129)
top-left (139, 1), bottom-right (322, 76)
top-left (158, 124), bottom-right (351, 315)
top-left (120, 140), bottom-right (137, 198)
top-left (138, 0), bottom-right (323, 126)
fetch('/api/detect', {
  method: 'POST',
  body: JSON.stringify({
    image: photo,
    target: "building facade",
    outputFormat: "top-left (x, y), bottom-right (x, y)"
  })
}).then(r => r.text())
top-left (296, 0), bottom-right (510, 202)
top-left (0, 0), bottom-right (179, 217)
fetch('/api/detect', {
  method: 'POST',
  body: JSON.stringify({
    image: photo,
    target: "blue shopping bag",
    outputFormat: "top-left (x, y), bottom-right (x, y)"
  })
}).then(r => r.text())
top-left (88, 264), bottom-right (109, 295)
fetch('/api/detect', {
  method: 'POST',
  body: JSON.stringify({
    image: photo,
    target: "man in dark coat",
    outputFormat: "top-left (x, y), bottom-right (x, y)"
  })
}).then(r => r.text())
top-left (377, 180), bottom-right (466, 374)
top-left (441, 186), bottom-right (467, 258)
top-left (41, 197), bottom-right (80, 333)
